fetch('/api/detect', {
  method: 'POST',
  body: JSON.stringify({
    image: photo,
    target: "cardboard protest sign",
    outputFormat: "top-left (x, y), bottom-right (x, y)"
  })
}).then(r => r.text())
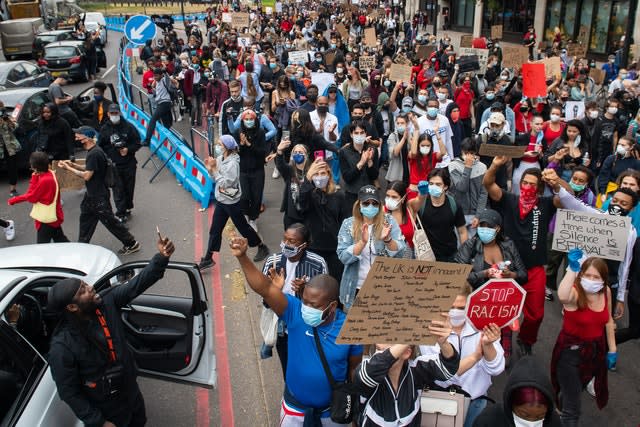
top-left (478, 144), bottom-right (528, 158)
top-left (552, 209), bottom-right (632, 261)
top-left (324, 51), bottom-right (336, 67)
top-left (501, 46), bottom-right (530, 69)
top-left (389, 63), bottom-right (412, 83)
top-left (522, 63), bottom-right (547, 98)
top-left (221, 13), bottom-right (232, 23)
top-left (491, 25), bottom-right (503, 40)
top-left (459, 47), bottom-right (489, 73)
top-left (275, 2), bottom-right (282, 13)
top-left (359, 55), bottom-right (376, 73)
top-left (590, 68), bottom-right (606, 85)
top-left (566, 42), bottom-right (587, 58)
top-left (337, 259), bottom-right (471, 344)
top-left (51, 160), bottom-right (86, 191)
top-left (237, 36), bottom-right (251, 48)
top-left (336, 23), bottom-right (348, 40)
top-left (565, 101), bottom-right (585, 120)
top-left (231, 12), bottom-right (249, 29)
top-left (534, 57), bottom-right (562, 79)
top-left (459, 34), bottom-right (473, 48)
top-left (364, 27), bottom-right (377, 47)
top-left (417, 44), bottom-right (435, 60)
top-left (311, 72), bottom-right (336, 95)
top-left (288, 50), bottom-right (308, 65)
top-left (466, 279), bottom-right (526, 331)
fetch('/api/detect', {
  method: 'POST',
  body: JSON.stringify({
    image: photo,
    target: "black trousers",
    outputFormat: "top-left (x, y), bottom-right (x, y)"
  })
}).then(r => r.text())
top-left (556, 347), bottom-right (582, 427)
top-left (276, 332), bottom-right (288, 380)
top-left (144, 102), bottom-right (173, 144)
top-left (205, 201), bottom-right (261, 257)
top-left (98, 386), bottom-right (146, 427)
top-left (37, 224), bottom-right (69, 243)
top-left (2, 147), bottom-right (17, 186)
top-left (79, 195), bottom-right (135, 246)
top-left (60, 110), bottom-right (81, 129)
top-left (114, 165), bottom-right (136, 216)
top-left (239, 168), bottom-right (265, 221)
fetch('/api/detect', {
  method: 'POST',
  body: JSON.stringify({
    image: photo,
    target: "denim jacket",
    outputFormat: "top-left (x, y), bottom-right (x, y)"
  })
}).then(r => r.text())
top-left (337, 213), bottom-right (406, 309)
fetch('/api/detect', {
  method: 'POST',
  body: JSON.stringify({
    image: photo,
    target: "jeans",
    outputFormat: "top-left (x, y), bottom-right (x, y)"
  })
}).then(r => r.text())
top-left (79, 195), bottom-right (136, 246)
top-left (144, 101), bottom-right (173, 144)
top-left (464, 398), bottom-right (487, 427)
top-left (113, 165), bottom-right (136, 217)
top-left (37, 224), bottom-right (69, 243)
top-left (556, 347), bottom-right (582, 427)
top-left (239, 168), bottom-right (265, 221)
top-left (205, 201), bottom-right (261, 257)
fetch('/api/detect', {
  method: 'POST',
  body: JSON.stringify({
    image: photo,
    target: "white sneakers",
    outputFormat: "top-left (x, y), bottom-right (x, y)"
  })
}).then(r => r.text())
top-left (3, 220), bottom-right (15, 241)
top-left (586, 377), bottom-right (596, 398)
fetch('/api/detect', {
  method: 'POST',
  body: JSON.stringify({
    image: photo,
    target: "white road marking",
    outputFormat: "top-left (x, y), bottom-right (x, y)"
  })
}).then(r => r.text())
top-left (101, 65), bottom-right (115, 78)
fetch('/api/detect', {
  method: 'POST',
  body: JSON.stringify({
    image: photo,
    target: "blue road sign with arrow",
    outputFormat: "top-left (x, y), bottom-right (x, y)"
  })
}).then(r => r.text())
top-left (124, 15), bottom-right (157, 45)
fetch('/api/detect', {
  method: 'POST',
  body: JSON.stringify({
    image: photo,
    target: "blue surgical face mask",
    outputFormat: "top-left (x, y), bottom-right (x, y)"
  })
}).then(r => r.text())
top-left (312, 174), bottom-right (329, 189)
top-left (485, 92), bottom-right (495, 100)
top-left (384, 80), bottom-right (391, 87)
top-left (214, 144), bottom-right (224, 157)
top-left (292, 153), bottom-right (306, 164)
top-left (418, 94), bottom-right (427, 104)
top-left (360, 204), bottom-right (379, 218)
top-left (402, 106), bottom-right (412, 113)
top-left (243, 119), bottom-right (255, 128)
top-left (269, 63), bottom-right (277, 69)
top-left (280, 241), bottom-right (302, 259)
top-left (477, 226), bottom-right (498, 244)
top-left (427, 107), bottom-right (439, 119)
top-left (569, 181), bottom-right (586, 193)
top-left (428, 184), bottom-right (443, 198)
top-left (301, 303), bottom-right (331, 327)
top-left (94, 95), bottom-right (103, 101)
top-left (396, 125), bottom-right (406, 134)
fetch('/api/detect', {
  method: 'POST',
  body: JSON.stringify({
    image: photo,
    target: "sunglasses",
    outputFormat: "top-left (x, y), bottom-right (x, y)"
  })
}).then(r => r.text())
top-left (361, 200), bottom-right (379, 207)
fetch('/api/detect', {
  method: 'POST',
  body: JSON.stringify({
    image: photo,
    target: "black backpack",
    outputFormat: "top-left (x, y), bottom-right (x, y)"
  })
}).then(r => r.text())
top-left (161, 75), bottom-right (179, 102)
top-left (101, 150), bottom-right (117, 188)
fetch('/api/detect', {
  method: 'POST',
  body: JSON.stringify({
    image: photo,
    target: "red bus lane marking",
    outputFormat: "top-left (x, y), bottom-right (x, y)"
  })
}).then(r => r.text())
top-left (194, 203), bottom-right (210, 427)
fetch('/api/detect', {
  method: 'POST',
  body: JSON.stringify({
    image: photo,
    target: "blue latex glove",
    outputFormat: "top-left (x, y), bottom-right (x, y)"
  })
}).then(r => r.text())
top-left (607, 352), bottom-right (617, 370)
top-left (417, 180), bottom-right (429, 196)
top-left (567, 248), bottom-right (584, 272)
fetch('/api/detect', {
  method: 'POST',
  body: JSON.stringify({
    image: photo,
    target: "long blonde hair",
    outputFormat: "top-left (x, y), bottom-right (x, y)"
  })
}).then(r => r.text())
top-left (351, 200), bottom-right (385, 241)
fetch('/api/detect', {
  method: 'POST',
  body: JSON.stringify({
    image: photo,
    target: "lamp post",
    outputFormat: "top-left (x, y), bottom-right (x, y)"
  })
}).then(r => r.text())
top-left (620, 0), bottom-right (637, 67)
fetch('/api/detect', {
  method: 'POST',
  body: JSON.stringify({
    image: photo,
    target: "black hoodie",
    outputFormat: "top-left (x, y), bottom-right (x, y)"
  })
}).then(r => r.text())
top-left (473, 356), bottom-right (561, 427)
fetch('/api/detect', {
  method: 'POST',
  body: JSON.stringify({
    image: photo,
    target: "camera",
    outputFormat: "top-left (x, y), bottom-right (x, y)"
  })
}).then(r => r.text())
top-left (110, 134), bottom-right (126, 149)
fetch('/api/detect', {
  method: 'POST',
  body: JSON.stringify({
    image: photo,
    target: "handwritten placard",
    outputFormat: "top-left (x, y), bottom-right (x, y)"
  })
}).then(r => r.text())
top-left (566, 42), bottom-right (587, 58)
top-left (552, 209), bottom-right (631, 261)
top-left (51, 160), bottom-right (86, 191)
top-left (359, 55), bottom-right (376, 73)
top-left (565, 101), bottom-right (585, 120)
top-left (364, 27), bottom-right (377, 47)
top-left (478, 144), bottom-right (528, 158)
top-left (590, 68), bottom-right (606, 85)
top-left (288, 50), bottom-right (308, 65)
top-left (221, 12), bottom-right (232, 23)
top-left (231, 12), bottom-right (249, 29)
top-left (389, 63), bottom-right (412, 83)
top-left (501, 46), bottom-right (530, 68)
top-left (533, 56), bottom-right (562, 79)
top-left (460, 34), bottom-right (473, 48)
top-left (417, 44), bottom-right (435, 60)
top-left (336, 259), bottom-right (471, 344)
top-left (336, 23), bottom-right (348, 40)
top-left (459, 47), bottom-right (489, 72)
top-left (491, 25), bottom-right (503, 40)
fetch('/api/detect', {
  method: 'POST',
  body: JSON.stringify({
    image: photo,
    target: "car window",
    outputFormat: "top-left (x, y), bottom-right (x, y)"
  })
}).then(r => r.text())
top-left (45, 46), bottom-right (77, 58)
top-left (0, 323), bottom-right (47, 425)
top-left (21, 93), bottom-right (48, 122)
top-left (6, 65), bottom-right (27, 83)
top-left (22, 63), bottom-right (40, 77)
top-left (110, 268), bottom-right (193, 299)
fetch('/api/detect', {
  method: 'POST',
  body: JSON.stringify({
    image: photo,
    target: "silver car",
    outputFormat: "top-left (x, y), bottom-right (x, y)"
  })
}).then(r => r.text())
top-left (0, 243), bottom-right (216, 426)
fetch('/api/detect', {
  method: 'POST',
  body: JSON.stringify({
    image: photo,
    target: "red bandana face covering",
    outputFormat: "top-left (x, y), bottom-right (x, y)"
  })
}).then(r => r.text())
top-left (519, 185), bottom-right (539, 219)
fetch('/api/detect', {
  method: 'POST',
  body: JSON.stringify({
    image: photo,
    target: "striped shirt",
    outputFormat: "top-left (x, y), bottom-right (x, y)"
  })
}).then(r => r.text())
top-left (262, 250), bottom-right (328, 296)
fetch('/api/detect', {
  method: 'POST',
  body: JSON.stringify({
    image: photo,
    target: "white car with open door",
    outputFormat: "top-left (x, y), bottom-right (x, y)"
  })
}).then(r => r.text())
top-left (0, 243), bottom-right (216, 427)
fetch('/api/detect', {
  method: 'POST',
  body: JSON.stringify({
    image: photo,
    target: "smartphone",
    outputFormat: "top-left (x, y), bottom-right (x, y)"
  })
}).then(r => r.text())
top-left (314, 150), bottom-right (325, 161)
top-left (282, 130), bottom-right (290, 141)
top-left (156, 225), bottom-right (163, 241)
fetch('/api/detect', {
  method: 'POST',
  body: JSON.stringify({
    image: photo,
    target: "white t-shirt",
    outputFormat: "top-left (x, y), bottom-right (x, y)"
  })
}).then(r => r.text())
top-left (416, 113), bottom-right (454, 166)
top-left (357, 225), bottom-right (375, 289)
top-left (310, 110), bottom-right (340, 159)
top-left (283, 259), bottom-right (299, 296)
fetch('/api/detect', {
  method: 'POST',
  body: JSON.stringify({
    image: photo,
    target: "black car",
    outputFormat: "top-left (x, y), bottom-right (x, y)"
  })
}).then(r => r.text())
top-left (38, 40), bottom-right (106, 82)
top-left (0, 61), bottom-right (51, 91)
top-left (32, 30), bottom-right (75, 59)
top-left (0, 83), bottom-right (117, 169)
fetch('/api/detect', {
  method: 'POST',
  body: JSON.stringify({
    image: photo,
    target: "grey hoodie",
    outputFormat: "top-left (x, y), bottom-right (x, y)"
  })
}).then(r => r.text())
top-left (447, 157), bottom-right (488, 217)
top-left (212, 152), bottom-right (241, 204)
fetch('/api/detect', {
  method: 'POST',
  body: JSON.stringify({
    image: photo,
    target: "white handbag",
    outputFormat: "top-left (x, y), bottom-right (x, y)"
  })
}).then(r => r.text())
top-left (420, 389), bottom-right (469, 427)
top-left (409, 208), bottom-right (436, 261)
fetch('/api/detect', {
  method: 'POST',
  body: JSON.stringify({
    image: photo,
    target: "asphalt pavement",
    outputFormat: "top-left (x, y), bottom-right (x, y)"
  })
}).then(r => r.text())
top-left (0, 28), bottom-right (639, 427)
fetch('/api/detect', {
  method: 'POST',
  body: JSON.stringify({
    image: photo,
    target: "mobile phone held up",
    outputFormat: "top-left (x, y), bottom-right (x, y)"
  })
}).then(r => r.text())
top-left (314, 150), bottom-right (325, 161)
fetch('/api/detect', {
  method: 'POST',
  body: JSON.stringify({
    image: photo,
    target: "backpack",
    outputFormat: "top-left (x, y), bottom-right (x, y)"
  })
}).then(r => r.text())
top-left (419, 194), bottom-right (458, 218)
top-left (162, 75), bottom-right (179, 102)
top-left (102, 150), bottom-right (117, 188)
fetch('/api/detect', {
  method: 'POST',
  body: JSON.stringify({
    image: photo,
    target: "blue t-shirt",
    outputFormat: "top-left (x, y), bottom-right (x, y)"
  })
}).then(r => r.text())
top-left (281, 295), bottom-right (363, 408)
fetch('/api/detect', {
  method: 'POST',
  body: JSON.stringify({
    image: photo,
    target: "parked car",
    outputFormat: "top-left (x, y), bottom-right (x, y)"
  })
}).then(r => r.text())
top-left (0, 243), bottom-right (216, 427)
top-left (0, 61), bottom-right (51, 91)
top-left (0, 82), bottom-right (117, 169)
top-left (0, 17), bottom-right (45, 60)
top-left (32, 29), bottom-right (75, 59)
top-left (37, 40), bottom-right (106, 82)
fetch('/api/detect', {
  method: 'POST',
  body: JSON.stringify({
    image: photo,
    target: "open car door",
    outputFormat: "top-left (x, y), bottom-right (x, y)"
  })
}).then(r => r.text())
top-left (93, 260), bottom-right (216, 388)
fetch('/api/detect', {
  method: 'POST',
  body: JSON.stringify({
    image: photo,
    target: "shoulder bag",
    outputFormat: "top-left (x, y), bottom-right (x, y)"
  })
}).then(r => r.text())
top-left (408, 207), bottom-right (436, 261)
top-left (313, 328), bottom-right (357, 424)
top-left (30, 172), bottom-right (59, 224)
top-left (420, 387), bottom-right (470, 427)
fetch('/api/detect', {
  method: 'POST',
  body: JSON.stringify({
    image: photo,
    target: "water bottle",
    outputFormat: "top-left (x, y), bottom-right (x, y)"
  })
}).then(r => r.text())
top-left (583, 151), bottom-right (590, 164)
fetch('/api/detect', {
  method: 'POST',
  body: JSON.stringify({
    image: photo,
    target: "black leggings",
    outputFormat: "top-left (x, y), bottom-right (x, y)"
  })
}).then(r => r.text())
top-left (37, 224), bottom-right (69, 243)
top-left (239, 168), bottom-right (265, 221)
top-left (3, 146), bottom-right (17, 186)
top-left (205, 201), bottom-right (261, 257)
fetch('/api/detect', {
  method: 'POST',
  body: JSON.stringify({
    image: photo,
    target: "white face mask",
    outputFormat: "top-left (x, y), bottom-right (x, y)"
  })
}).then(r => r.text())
top-left (607, 107), bottom-right (618, 115)
top-left (448, 308), bottom-right (466, 327)
top-left (581, 277), bottom-right (604, 294)
top-left (419, 146), bottom-right (431, 155)
top-left (109, 115), bottom-right (121, 125)
top-left (384, 197), bottom-right (401, 211)
top-left (589, 110), bottom-right (599, 119)
top-left (512, 413), bottom-right (544, 427)
top-left (550, 114), bottom-right (560, 123)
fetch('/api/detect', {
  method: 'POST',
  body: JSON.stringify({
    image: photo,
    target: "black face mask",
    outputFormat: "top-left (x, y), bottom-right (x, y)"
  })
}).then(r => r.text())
top-left (317, 105), bottom-right (328, 115)
top-left (307, 94), bottom-right (318, 102)
top-left (360, 102), bottom-right (371, 110)
top-left (352, 115), bottom-right (363, 121)
top-left (608, 204), bottom-right (630, 216)
top-left (520, 106), bottom-right (529, 112)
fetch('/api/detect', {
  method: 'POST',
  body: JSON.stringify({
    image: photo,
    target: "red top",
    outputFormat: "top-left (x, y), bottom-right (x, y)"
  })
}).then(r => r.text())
top-left (562, 287), bottom-right (609, 340)
top-left (521, 133), bottom-right (542, 163)
top-left (542, 121), bottom-right (565, 145)
top-left (9, 170), bottom-right (63, 230)
top-left (142, 70), bottom-right (155, 94)
top-left (408, 152), bottom-right (438, 185)
top-left (454, 86), bottom-right (475, 119)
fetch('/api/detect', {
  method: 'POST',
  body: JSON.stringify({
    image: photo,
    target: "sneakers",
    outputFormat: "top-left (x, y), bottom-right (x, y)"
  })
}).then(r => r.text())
top-left (116, 215), bottom-right (127, 224)
top-left (118, 241), bottom-right (141, 255)
top-left (272, 167), bottom-right (280, 179)
top-left (586, 378), bottom-right (596, 398)
top-left (253, 244), bottom-right (269, 262)
top-left (9, 190), bottom-right (18, 198)
top-left (3, 220), bottom-right (15, 241)
top-left (545, 288), bottom-right (555, 301)
top-left (517, 339), bottom-right (532, 356)
top-left (198, 257), bottom-right (216, 271)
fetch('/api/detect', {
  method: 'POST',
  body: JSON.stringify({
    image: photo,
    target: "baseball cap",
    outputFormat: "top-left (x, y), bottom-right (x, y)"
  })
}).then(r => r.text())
top-left (108, 104), bottom-right (120, 113)
top-left (488, 112), bottom-right (506, 126)
top-left (490, 102), bottom-right (504, 111)
top-left (477, 209), bottom-right (502, 227)
top-left (401, 96), bottom-right (414, 109)
top-left (358, 185), bottom-right (380, 203)
top-left (47, 278), bottom-right (81, 312)
top-left (73, 126), bottom-right (98, 139)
